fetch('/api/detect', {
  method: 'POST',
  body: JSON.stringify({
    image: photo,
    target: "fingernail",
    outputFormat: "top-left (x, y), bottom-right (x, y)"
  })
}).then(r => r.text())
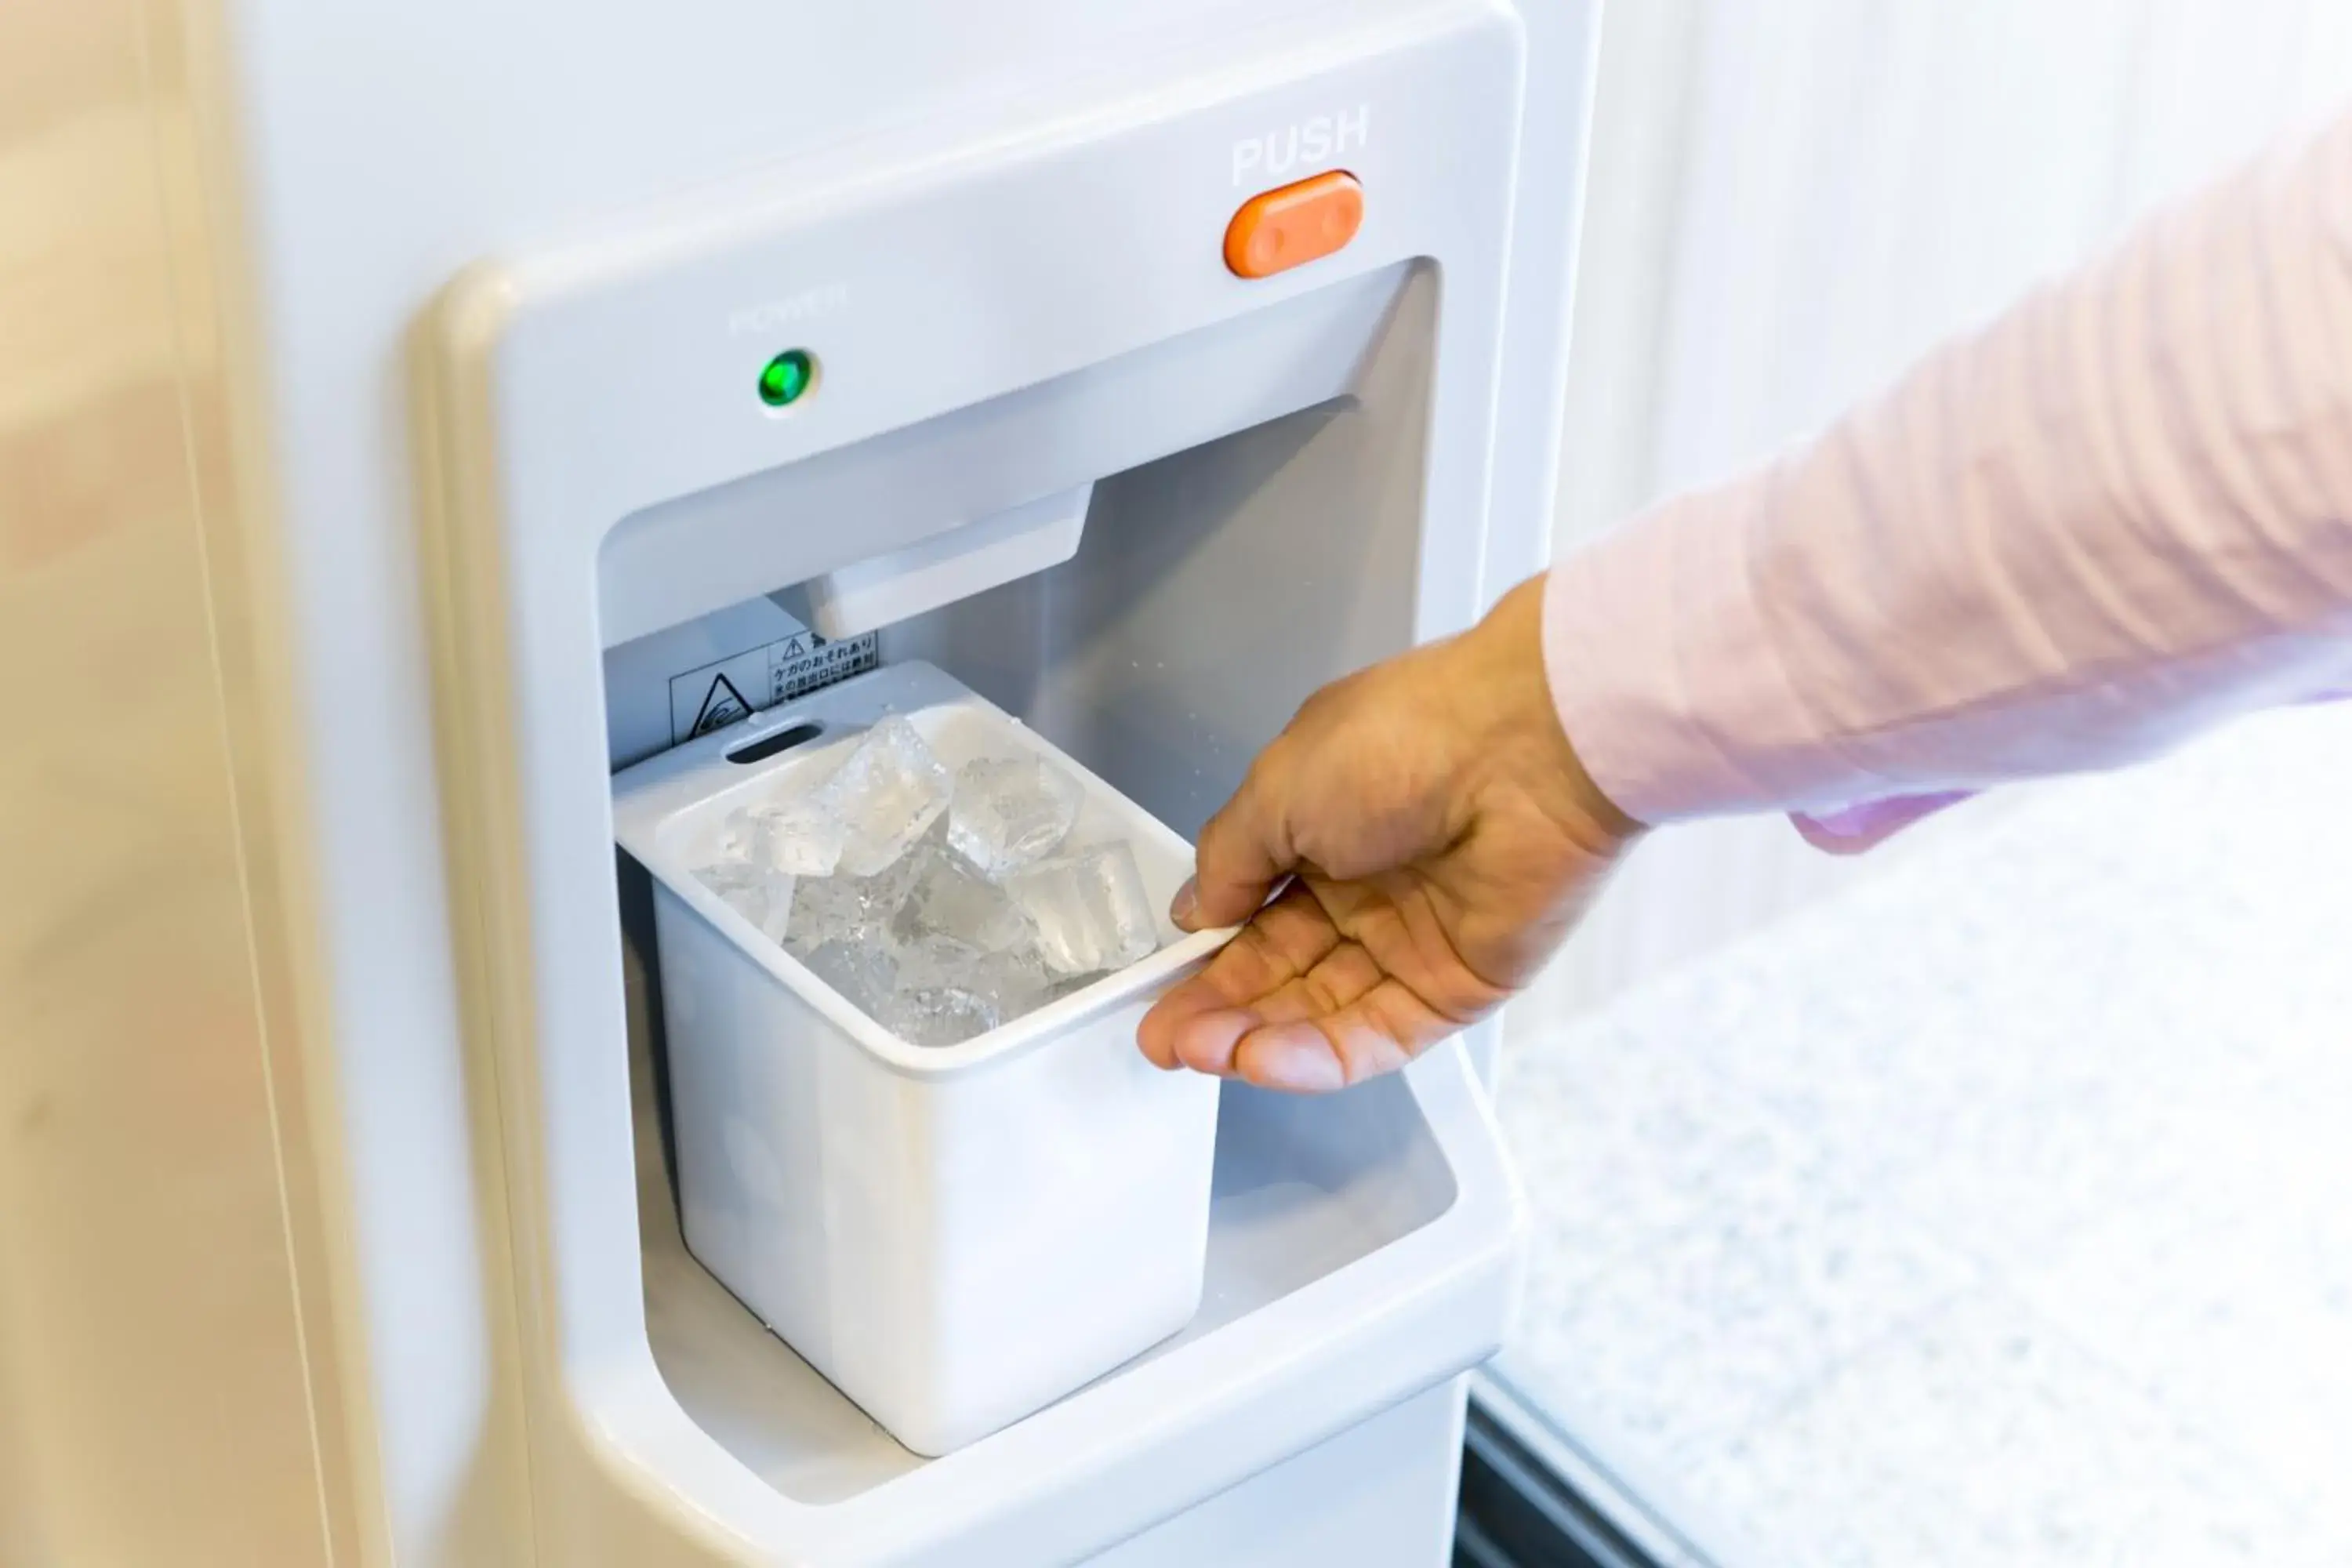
top-left (1247, 1028), bottom-right (1345, 1093)
top-left (1170, 877), bottom-right (1199, 928)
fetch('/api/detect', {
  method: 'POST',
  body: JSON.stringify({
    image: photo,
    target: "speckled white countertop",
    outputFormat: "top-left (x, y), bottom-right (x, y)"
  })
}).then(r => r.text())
top-left (1497, 703), bottom-right (2352, 1567)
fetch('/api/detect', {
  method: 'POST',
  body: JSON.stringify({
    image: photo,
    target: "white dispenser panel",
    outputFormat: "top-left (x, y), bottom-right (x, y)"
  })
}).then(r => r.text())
top-left (409, 6), bottom-right (1564, 1561)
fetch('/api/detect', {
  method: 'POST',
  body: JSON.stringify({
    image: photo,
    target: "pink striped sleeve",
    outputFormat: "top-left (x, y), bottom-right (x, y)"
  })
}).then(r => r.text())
top-left (1544, 110), bottom-right (2352, 829)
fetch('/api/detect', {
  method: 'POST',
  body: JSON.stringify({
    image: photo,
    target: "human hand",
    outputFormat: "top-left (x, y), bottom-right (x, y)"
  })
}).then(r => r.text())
top-left (1137, 575), bottom-right (1643, 1092)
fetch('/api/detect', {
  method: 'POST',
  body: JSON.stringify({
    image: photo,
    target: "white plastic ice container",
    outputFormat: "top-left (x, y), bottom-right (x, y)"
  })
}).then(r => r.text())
top-left (611, 661), bottom-right (1229, 1455)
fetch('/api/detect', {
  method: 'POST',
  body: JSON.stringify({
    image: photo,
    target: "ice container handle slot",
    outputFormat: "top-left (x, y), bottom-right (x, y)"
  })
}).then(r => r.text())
top-left (726, 720), bottom-right (826, 765)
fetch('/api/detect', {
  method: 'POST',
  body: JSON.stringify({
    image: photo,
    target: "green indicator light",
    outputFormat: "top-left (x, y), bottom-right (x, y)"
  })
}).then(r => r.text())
top-left (757, 348), bottom-right (815, 408)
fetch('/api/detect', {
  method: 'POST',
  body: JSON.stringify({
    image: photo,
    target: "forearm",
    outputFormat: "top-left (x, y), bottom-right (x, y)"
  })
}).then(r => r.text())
top-left (1545, 110), bottom-right (2352, 826)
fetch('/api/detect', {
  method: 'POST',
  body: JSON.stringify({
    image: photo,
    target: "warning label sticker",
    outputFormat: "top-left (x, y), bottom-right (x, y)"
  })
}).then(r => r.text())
top-left (667, 630), bottom-right (879, 746)
top-left (687, 672), bottom-right (755, 738)
top-left (771, 630), bottom-right (880, 702)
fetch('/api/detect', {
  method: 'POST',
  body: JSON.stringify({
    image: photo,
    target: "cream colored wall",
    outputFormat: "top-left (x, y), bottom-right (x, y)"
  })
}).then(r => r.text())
top-left (0, 0), bottom-right (356, 1560)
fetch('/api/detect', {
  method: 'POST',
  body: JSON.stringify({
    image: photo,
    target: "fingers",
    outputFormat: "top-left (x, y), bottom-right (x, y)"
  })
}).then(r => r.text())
top-left (1177, 751), bottom-right (1297, 931)
top-left (1232, 978), bottom-right (1454, 1092)
top-left (1138, 884), bottom-right (1337, 1069)
top-left (1136, 883), bottom-right (1466, 1093)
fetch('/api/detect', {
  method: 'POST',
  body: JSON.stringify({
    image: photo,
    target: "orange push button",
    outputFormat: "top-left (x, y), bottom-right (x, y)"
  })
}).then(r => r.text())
top-left (1224, 170), bottom-right (1363, 278)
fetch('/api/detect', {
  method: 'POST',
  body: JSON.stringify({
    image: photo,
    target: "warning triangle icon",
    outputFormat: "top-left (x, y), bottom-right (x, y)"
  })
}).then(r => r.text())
top-left (689, 672), bottom-right (753, 738)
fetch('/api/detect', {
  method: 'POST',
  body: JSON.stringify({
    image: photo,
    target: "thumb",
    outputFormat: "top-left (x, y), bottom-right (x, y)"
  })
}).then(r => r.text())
top-left (1176, 760), bottom-right (1297, 931)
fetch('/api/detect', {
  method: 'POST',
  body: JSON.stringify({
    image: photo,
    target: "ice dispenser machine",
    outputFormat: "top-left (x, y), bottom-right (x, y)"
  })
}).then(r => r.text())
top-left (414, 10), bottom-right (1588, 1562)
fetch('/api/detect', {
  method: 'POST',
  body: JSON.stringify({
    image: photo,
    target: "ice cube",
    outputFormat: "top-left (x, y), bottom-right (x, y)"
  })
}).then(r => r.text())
top-left (877, 933), bottom-right (1056, 1046)
top-left (927, 934), bottom-right (1054, 1011)
top-left (797, 938), bottom-right (899, 1018)
top-left (971, 943), bottom-right (1053, 1018)
top-left (946, 754), bottom-right (1083, 879)
top-left (783, 847), bottom-right (924, 956)
top-left (892, 931), bottom-right (983, 988)
top-left (824, 715), bottom-right (953, 877)
top-left (695, 860), bottom-right (796, 947)
top-left (707, 762), bottom-right (847, 878)
top-left (895, 839), bottom-right (1032, 953)
top-left (746, 788), bottom-right (846, 877)
top-left (880, 932), bottom-right (1002, 1047)
top-left (708, 808), bottom-right (762, 864)
top-left (1003, 841), bottom-right (1161, 976)
top-left (878, 985), bottom-right (1000, 1048)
